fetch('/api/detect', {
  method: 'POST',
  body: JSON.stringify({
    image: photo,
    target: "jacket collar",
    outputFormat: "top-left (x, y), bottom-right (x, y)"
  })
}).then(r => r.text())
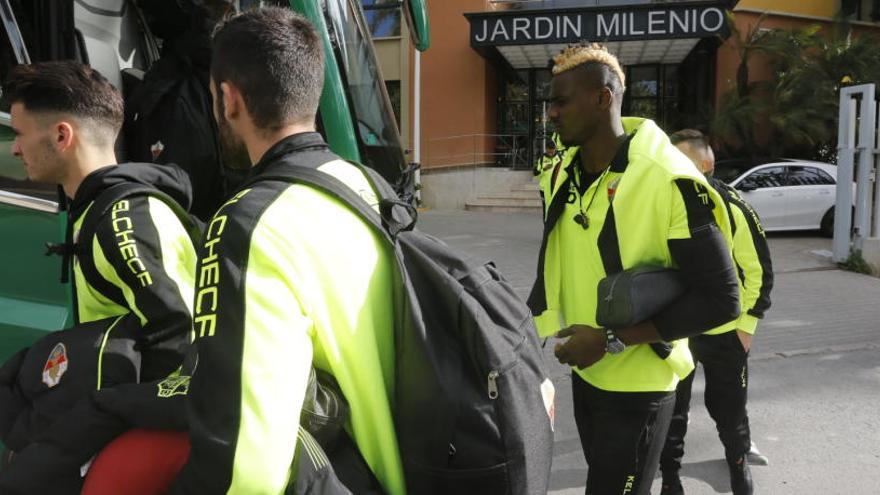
top-left (569, 130), bottom-right (635, 181)
top-left (609, 132), bottom-right (634, 173)
top-left (252, 132), bottom-right (328, 175)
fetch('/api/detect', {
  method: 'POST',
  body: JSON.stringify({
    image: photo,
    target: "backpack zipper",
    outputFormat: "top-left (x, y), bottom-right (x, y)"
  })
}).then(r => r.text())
top-left (487, 371), bottom-right (500, 399)
top-left (485, 334), bottom-right (527, 400)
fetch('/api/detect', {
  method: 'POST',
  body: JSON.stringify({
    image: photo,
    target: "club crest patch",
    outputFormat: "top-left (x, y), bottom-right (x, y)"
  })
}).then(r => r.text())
top-left (42, 343), bottom-right (68, 388)
top-left (157, 375), bottom-right (191, 398)
top-left (150, 140), bottom-right (165, 160)
top-left (607, 177), bottom-right (621, 201)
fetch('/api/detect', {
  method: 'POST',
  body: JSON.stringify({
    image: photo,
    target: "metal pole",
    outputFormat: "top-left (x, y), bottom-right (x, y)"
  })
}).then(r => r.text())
top-left (413, 49), bottom-right (421, 203)
top-left (854, 85), bottom-right (876, 252)
top-left (833, 86), bottom-right (861, 261)
top-left (873, 99), bottom-right (880, 238)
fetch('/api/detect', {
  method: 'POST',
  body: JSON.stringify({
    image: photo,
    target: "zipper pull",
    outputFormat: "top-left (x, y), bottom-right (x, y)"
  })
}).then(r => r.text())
top-left (487, 370), bottom-right (499, 399)
top-left (604, 275), bottom-right (620, 302)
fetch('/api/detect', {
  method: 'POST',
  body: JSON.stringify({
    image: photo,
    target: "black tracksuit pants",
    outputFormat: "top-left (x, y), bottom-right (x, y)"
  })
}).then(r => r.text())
top-left (660, 331), bottom-right (751, 476)
top-left (571, 373), bottom-right (676, 495)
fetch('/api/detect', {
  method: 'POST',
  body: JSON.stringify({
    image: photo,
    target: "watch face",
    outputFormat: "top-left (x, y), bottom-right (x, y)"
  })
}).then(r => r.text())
top-left (607, 338), bottom-right (626, 355)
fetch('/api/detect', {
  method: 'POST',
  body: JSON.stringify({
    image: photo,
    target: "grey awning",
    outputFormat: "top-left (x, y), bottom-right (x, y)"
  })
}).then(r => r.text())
top-left (496, 37), bottom-right (701, 68)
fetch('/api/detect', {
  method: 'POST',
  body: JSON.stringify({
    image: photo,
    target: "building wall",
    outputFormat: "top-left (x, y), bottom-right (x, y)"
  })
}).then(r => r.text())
top-left (715, 11), bottom-right (812, 107)
top-left (713, 1), bottom-right (880, 152)
top-left (420, 0), bottom-right (498, 170)
top-left (736, 0), bottom-right (840, 18)
top-left (717, 2), bottom-right (880, 110)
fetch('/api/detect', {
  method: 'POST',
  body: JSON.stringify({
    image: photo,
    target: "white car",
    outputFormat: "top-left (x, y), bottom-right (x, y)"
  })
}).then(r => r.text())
top-left (715, 159), bottom-right (843, 236)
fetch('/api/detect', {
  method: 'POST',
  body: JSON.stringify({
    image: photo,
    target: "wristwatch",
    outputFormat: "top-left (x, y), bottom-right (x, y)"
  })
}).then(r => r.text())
top-left (605, 328), bottom-right (626, 355)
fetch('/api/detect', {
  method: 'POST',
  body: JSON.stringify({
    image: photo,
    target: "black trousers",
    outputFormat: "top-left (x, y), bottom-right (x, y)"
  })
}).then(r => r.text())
top-left (571, 373), bottom-right (675, 495)
top-left (660, 331), bottom-right (751, 476)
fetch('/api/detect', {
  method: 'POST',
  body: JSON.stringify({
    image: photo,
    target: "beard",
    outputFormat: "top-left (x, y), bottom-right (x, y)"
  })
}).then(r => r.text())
top-left (215, 97), bottom-right (250, 170)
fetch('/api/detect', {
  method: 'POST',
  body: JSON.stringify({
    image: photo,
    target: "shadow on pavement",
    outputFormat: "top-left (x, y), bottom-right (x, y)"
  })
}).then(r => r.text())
top-left (680, 458), bottom-right (730, 493)
top-left (553, 437), bottom-right (584, 458)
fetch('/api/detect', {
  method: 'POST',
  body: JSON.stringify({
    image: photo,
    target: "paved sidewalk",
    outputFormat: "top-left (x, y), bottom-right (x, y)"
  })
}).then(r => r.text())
top-left (418, 210), bottom-right (880, 495)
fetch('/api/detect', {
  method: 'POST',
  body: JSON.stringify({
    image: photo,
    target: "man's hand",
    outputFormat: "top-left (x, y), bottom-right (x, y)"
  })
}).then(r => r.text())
top-left (736, 330), bottom-right (752, 353)
top-left (554, 325), bottom-right (606, 369)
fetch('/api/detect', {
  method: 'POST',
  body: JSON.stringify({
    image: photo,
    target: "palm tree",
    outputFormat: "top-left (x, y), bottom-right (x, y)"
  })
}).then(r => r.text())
top-left (712, 13), bottom-right (803, 159)
top-left (724, 12), bottom-right (799, 98)
top-left (712, 14), bottom-right (880, 161)
top-left (768, 19), bottom-right (880, 158)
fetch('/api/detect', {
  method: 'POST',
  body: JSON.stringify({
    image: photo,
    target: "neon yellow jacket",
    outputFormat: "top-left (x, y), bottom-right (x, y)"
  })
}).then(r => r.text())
top-left (530, 118), bottom-right (739, 392)
top-left (171, 133), bottom-right (403, 495)
top-left (705, 178), bottom-right (773, 335)
top-left (69, 164), bottom-right (197, 381)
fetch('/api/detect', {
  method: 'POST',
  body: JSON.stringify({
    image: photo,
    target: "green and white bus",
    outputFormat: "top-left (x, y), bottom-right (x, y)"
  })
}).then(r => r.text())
top-left (0, 0), bottom-right (429, 362)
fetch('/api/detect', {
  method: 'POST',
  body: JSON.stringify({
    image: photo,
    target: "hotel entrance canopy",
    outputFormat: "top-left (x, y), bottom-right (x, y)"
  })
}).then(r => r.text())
top-left (465, 1), bottom-right (733, 68)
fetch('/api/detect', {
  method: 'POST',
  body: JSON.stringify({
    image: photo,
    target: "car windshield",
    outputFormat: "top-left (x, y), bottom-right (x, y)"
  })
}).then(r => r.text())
top-left (325, 0), bottom-right (406, 182)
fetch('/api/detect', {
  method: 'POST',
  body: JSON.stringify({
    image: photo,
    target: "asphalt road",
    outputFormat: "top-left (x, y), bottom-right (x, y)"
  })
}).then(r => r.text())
top-left (418, 209), bottom-right (880, 495)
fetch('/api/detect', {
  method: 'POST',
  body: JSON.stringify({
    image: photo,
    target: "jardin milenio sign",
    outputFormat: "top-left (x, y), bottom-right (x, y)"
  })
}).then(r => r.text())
top-left (466, 2), bottom-right (730, 46)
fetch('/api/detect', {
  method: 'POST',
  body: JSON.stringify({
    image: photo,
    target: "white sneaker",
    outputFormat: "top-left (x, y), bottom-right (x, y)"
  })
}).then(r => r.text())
top-left (746, 441), bottom-right (769, 466)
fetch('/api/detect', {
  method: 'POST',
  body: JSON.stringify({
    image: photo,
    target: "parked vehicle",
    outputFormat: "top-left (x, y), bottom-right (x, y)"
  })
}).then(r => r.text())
top-left (715, 159), bottom-right (844, 236)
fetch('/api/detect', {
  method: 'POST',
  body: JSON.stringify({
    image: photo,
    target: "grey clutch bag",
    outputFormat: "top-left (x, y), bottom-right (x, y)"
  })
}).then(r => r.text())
top-left (596, 267), bottom-right (686, 329)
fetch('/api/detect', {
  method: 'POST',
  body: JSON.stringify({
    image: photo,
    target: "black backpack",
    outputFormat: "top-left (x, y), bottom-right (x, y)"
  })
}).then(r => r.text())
top-left (122, 52), bottom-right (226, 222)
top-left (255, 161), bottom-right (555, 495)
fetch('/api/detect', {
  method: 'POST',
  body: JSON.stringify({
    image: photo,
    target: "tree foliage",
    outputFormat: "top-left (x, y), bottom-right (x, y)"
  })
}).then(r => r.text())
top-left (712, 13), bottom-right (880, 162)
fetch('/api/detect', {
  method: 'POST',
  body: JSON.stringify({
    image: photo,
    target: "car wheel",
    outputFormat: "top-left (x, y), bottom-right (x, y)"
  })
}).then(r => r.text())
top-left (820, 207), bottom-right (835, 237)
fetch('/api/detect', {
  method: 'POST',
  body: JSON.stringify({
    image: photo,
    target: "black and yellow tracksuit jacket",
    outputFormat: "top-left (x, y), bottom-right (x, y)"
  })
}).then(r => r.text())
top-left (529, 118), bottom-right (741, 393)
top-left (0, 164), bottom-right (197, 493)
top-left (169, 133), bottom-right (404, 495)
top-left (68, 164), bottom-right (198, 380)
top-left (706, 178), bottom-right (773, 335)
top-left (535, 153), bottom-right (559, 176)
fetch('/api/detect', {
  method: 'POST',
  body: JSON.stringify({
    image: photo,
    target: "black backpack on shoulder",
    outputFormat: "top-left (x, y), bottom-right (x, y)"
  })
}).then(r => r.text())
top-left (254, 161), bottom-right (555, 495)
top-left (122, 52), bottom-right (226, 222)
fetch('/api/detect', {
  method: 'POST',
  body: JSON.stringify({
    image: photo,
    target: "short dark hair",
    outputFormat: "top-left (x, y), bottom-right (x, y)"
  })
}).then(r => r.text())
top-left (211, 7), bottom-right (324, 130)
top-left (5, 61), bottom-right (123, 145)
top-left (670, 128), bottom-right (710, 152)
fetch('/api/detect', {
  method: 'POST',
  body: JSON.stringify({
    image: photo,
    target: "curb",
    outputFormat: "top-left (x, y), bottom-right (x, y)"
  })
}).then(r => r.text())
top-left (750, 342), bottom-right (880, 362)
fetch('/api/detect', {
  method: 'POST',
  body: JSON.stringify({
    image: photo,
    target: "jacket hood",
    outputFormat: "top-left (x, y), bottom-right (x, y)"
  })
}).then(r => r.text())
top-left (69, 163), bottom-right (194, 219)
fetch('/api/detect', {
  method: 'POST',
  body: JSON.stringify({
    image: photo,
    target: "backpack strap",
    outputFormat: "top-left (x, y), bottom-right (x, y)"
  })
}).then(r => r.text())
top-left (75, 183), bottom-right (201, 309)
top-left (353, 162), bottom-right (418, 238)
top-left (245, 160), bottom-right (416, 242)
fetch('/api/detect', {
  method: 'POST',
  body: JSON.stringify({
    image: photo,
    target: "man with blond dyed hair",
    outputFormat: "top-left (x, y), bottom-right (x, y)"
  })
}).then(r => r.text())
top-left (528, 43), bottom-right (740, 494)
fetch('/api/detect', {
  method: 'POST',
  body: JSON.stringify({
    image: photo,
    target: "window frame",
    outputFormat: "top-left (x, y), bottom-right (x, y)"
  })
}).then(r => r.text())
top-left (0, 4), bottom-right (61, 211)
top-left (785, 165), bottom-right (836, 186)
top-left (361, 0), bottom-right (403, 39)
top-left (740, 165), bottom-right (788, 190)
